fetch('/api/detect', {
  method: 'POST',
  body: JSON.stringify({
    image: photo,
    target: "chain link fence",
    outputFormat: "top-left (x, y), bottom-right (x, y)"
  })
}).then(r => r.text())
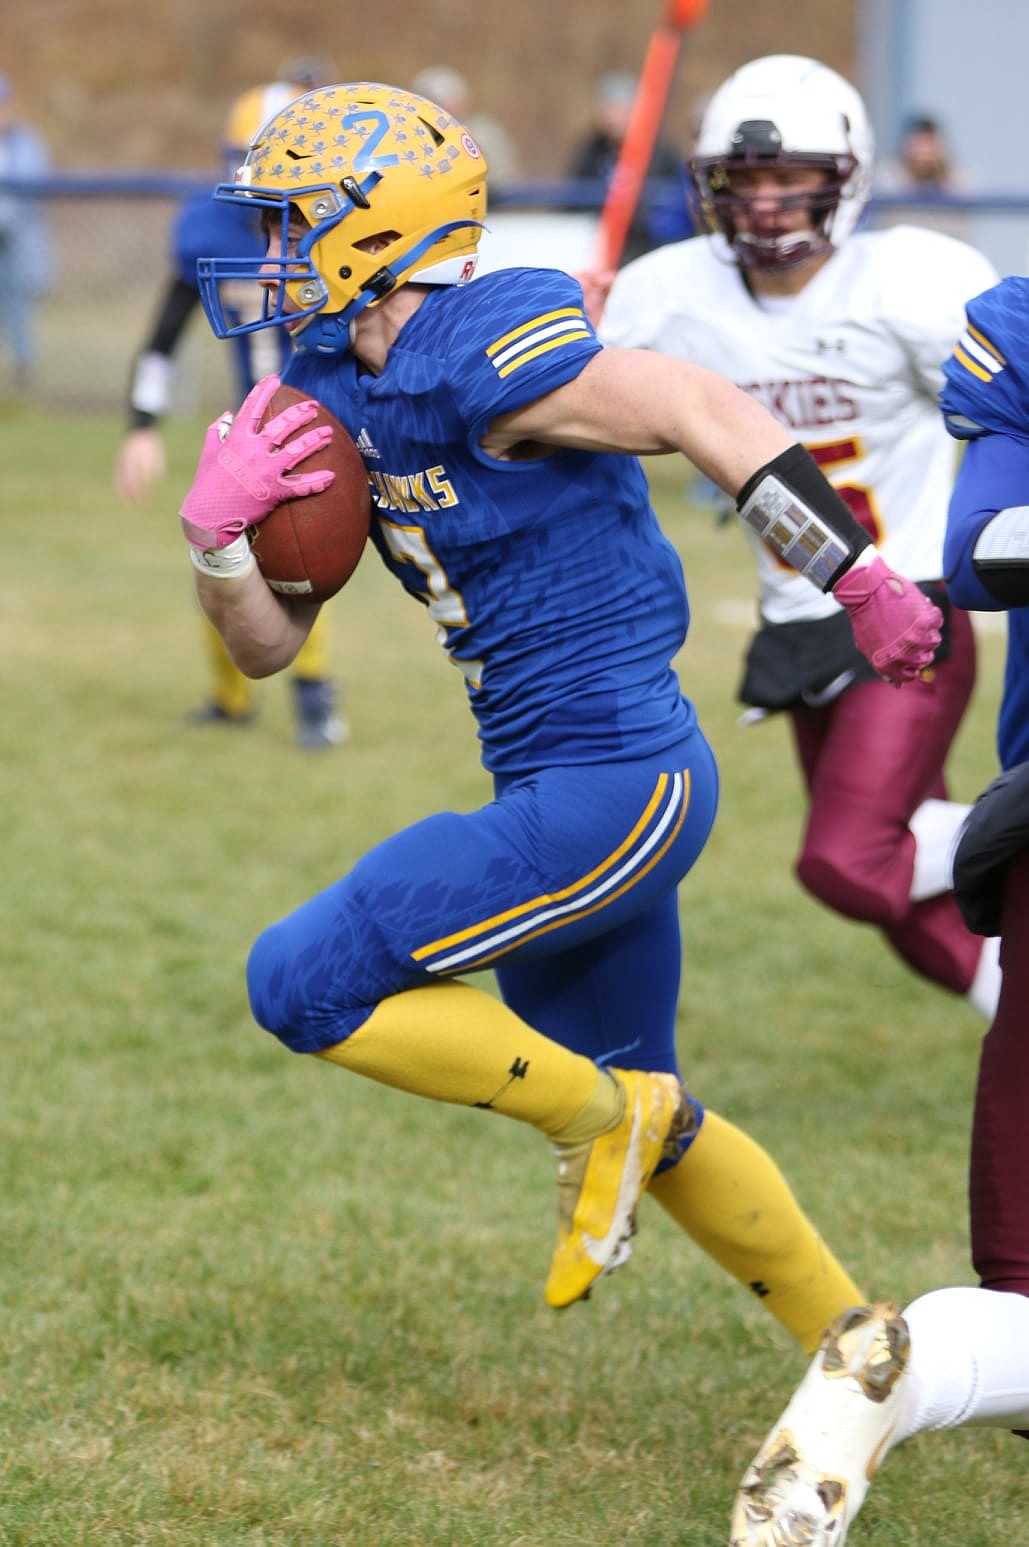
top-left (26, 180), bottom-right (228, 414)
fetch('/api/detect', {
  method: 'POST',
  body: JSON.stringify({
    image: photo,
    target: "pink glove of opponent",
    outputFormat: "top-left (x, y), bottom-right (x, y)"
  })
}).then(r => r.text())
top-left (180, 374), bottom-right (335, 549)
top-left (832, 555), bottom-right (943, 685)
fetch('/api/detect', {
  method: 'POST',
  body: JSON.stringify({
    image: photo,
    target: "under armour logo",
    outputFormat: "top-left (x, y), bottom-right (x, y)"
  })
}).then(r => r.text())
top-left (815, 336), bottom-right (847, 354)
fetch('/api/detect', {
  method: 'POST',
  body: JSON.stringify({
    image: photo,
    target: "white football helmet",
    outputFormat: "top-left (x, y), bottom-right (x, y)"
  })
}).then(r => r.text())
top-left (199, 81), bottom-right (488, 356)
top-left (690, 55), bottom-right (875, 271)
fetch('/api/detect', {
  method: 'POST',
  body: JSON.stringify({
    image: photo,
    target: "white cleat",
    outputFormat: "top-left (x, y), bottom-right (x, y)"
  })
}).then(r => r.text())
top-left (729, 1303), bottom-right (911, 1547)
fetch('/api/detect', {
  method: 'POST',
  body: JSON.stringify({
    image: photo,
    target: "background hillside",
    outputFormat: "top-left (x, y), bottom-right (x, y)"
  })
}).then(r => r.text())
top-left (2, 0), bottom-right (856, 174)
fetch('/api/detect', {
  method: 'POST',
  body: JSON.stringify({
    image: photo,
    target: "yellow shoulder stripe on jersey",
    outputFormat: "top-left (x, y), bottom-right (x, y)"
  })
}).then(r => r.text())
top-left (487, 307), bottom-right (592, 380)
top-left (953, 346), bottom-right (992, 384)
top-left (967, 322), bottom-right (1007, 367)
top-left (487, 307), bottom-right (585, 355)
top-left (953, 322), bottom-right (1007, 385)
top-left (494, 331), bottom-right (593, 379)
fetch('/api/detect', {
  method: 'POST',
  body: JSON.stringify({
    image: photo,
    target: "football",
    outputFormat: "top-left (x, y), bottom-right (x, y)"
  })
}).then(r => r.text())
top-left (248, 383), bottom-right (372, 603)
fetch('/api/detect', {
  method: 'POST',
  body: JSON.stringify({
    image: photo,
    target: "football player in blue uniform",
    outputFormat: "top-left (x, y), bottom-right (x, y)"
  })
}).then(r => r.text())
top-left (179, 83), bottom-right (941, 1331)
top-left (114, 81), bottom-right (345, 748)
top-left (728, 277), bottom-right (1029, 1546)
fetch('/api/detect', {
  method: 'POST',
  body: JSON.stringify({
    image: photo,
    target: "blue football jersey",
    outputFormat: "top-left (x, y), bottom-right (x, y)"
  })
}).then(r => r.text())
top-left (941, 276), bottom-right (1029, 442)
top-left (941, 276), bottom-right (1029, 769)
top-left (284, 268), bottom-right (697, 775)
top-left (172, 194), bottom-right (265, 288)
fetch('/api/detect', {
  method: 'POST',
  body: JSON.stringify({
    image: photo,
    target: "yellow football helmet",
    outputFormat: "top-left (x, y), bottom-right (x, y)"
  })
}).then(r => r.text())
top-left (198, 81), bottom-right (488, 355)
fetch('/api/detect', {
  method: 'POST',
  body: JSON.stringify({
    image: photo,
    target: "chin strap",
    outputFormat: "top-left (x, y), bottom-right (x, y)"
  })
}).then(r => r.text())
top-left (735, 227), bottom-right (828, 272)
top-left (295, 221), bottom-right (487, 355)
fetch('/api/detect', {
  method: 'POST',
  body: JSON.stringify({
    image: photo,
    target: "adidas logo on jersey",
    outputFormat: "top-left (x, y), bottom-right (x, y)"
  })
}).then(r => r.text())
top-left (355, 427), bottom-right (381, 459)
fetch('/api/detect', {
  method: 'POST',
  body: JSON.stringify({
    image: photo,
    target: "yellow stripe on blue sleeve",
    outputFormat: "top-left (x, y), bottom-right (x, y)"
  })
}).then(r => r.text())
top-left (953, 344), bottom-right (993, 384)
top-left (952, 321), bottom-right (1008, 386)
top-left (486, 308), bottom-right (591, 380)
top-left (966, 322), bottom-right (1006, 367)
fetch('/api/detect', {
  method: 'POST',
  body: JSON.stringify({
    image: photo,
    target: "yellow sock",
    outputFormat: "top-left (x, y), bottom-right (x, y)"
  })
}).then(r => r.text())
top-left (315, 980), bottom-right (619, 1139)
top-left (294, 607), bottom-right (330, 678)
top-left (649, 1110), bottom-right (864, 1353)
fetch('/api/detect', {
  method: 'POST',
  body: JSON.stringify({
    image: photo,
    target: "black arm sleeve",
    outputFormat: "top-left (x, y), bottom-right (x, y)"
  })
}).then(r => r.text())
top-left (126, 277), bottom-right (202, 429)
top-left (143, 276), bottom-right (201, 356)
top-left (736, 443), bottom-right (873, 592)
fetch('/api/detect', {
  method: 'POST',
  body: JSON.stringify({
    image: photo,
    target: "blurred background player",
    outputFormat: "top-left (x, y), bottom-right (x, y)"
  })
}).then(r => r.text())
top-left (0, 70), bottom-right (56, 398)
top-left (727, 271), bottom-right (1029, 1547)
top-left (113, 73), bottom-right (346, 749)
top-left (410, 65), bottom-right (522, 189)
top-left (566, 69), bottom-right (693, 265)
top-left (600, 55), bottom-right (1001, 1019)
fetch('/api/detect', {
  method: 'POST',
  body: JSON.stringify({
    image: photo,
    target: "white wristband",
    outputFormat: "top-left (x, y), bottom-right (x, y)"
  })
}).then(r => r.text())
top-left (131, 350), bottom-right (175, 416)
top-left (188, 532), bottom-right (255, 579)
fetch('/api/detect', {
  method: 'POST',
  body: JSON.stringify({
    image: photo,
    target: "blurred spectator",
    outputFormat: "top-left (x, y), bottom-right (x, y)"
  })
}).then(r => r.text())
top-left (879, 113), bottom-right (969, 194)
top-left (0, 72), bottom-right (55, 396)
top-left (876, 112), bottom-right (973, 238)
top-left (566, 70), bottom-right (692, 265)
top-left (113, 74), bottom-right (346, 750)
top-left (411, 65), bottom-right (521, 187)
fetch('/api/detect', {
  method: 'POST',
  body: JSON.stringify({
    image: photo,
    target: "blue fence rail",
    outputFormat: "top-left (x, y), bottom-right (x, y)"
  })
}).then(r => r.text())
top-left (0, 176), bottom-right (1026, 411)
top-left (3, 172), bottom-right (1029, 214)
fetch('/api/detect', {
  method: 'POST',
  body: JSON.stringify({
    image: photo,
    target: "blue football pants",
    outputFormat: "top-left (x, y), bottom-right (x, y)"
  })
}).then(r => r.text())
top-left (247, 730), bottom-right (719, 1077)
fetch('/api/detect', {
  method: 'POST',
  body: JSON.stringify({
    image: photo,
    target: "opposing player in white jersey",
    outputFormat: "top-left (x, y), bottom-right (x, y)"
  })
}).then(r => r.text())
top-left (601, 55), bottom-right (1001, 1018)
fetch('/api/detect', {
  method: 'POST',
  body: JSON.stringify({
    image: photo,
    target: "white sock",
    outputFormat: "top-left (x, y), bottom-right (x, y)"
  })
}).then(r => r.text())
top-left (892, 1286), bottom-right (1029, 1447)
top-left (967, 935), bottom-right (1002, 1019)
top-left (909, 799), bottom-right (972, 901)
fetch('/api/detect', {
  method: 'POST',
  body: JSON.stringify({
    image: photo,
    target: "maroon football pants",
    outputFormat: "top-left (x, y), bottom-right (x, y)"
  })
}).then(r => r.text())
top-left (970, 848), bottom-right (1029, 1294)
top-left (788, 606), bottom-right (983, 996)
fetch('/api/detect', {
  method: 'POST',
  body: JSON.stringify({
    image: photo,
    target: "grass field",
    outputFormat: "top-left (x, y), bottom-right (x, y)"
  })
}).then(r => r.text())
top-left (0, 411), bottom-right (1021, 1546)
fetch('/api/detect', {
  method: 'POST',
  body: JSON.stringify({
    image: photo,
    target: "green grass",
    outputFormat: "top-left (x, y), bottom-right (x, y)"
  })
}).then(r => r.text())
top-left (0, 415), bottom-right (1018, 1545)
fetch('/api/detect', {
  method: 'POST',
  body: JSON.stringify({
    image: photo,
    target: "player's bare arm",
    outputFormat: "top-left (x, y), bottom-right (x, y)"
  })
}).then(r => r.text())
top-left (482, 347), bottom-right (865, 586)
top-left (484, 346), bottom-right (942, 684)
top-left (480, 346), bottom-right (794, 493)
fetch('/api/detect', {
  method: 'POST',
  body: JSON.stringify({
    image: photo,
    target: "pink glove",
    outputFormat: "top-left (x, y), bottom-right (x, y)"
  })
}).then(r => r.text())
top-left (833, 555), bottom-right (943, 685)
top-left (179, 374), bottom-right (336, 549)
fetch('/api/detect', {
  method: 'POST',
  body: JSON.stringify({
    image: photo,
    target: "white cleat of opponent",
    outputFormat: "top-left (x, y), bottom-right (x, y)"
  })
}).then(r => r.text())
top-left (730, 1303), bottom-right (911, 1547)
